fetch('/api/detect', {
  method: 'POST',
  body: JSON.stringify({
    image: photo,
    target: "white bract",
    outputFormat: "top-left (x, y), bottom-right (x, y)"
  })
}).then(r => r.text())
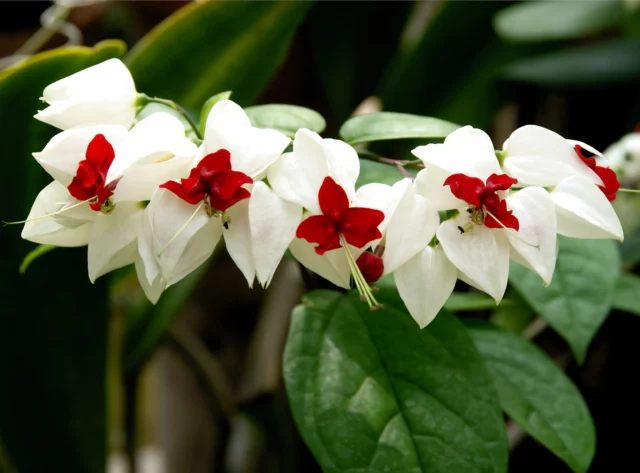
top-left (139, 100), bottom-right (292, 300)
top-left (22, 112), bottom-right (196, 285)
top-left (35, 58), bottom-right (138, 130)
top-left (407, 126), bottom-right (557, 322)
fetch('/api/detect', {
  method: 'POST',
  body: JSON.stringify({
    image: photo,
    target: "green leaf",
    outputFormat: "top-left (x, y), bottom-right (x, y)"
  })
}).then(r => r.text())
top-left (355, 159), bottom-right (408, 188)
top-left (465, 321), bottom-right (595, 473)
top-left (244, 104), bottom-right (326, 137)
top-left (494, 0), bottom-right (623, 43)
top-left (284, 290), bottom-right (508, 473)
top-left (502, 38), bottom-right (640, 87)
top-left (509, 236), bottom-right (621, 363)
top-left (0, 40), bottom-right (124, 473)
top-left (612, 272), bottom-right (640, 315)
top-left (445, 292), bottom-right (501, 312)
top-left (199, 90), bottom-right (232, 136)
top-left (123, 261), bottom-right (209, 376)
top-left (126, 1), bottom-right (311, 109)
top-left (18, 244), bottom-right (57, 274)
top-left (340, 112), bottom-right (459, 145)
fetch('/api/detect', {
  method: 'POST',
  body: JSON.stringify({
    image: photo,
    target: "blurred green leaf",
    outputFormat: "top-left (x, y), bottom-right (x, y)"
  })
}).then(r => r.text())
top-left (245, 104), bottom-right (326, 137)
top-left (466, 321), bottom-right (595, 473)
top-left (355, 159), bottom-right (407, 188)
top-left (494, 0), bottom-right (623, 43)
top-left (340, 112), bottom-right (458, 145)
top-left (126, 1), bottom-right (311, 109)
top-left (0, 40), bottom-right (125, 473)
top-left (284, 290), bottom-right (508, 473)
top-left (620, 225), bottom-right (640, 266)
top-left (612, 272), bottom-right (640, 315)
top-left (502, 38), bottom-right (640, 87)
top-left (309, 2), bottom-right (412, 124)
top-left (445, 292), bottom-right (500, 312)
top-left (123, 261), bottom-right (209, 376)
top-left (509, 236), bottom-right (621, 363)
top-left (199, 90), bottom-right (232, 135)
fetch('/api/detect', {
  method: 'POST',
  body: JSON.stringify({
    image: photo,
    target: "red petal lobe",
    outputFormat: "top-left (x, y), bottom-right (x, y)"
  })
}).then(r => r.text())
top-left (296, 215), bottom-right (340, 255)
top-left (318, 177), bottom-right (349, 223)
top-left (444, 174), bottom-right (484, 207)
top-left (356, 252), bottom-right (384, 283)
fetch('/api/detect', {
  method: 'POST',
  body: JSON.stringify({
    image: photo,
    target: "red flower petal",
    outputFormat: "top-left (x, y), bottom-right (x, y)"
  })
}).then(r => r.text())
top-left (208, 169), bottom-right (253, 202)
top-left (484, 199), bottom-right (519, 231)
top-left (198, 149), bottom-right (233, 178)
top-left (444, 174), bottom-right (484, 207)
top-left (356, 252), bottom-right (384, 283)
top-left (594, 166), bottom-right (620, 202)
top-left (85, 134), bottom-right (115, 180)
top-left (340, 207), bottom-right (384, 248)
top-left (160, 180), bottom-right (206, 205)
top-left (209, 186), bottom-right (251, 212)
top-left (485, 173), bottom-right (517, 194)
top-left (296, 215), bottom-right (341, 255)
top-left (318, 176), bottom-right (349, 223)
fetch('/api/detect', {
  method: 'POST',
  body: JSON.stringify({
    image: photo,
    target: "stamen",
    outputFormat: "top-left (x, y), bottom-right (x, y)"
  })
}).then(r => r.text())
top-left (483, 208), bottom-right (540, 249)
top-left (158, 201), bottom-right (205, 257)
top-left (618, 188), bottom-right (640, 194)
top-left (3, 197), bottom-right (95, 226)
top-left (339, 234), bottom-right (381, 309)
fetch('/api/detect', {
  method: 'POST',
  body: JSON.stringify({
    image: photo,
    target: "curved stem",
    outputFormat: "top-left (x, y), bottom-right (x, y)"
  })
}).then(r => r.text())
top-left (142, 96), bottom-right (203, 140)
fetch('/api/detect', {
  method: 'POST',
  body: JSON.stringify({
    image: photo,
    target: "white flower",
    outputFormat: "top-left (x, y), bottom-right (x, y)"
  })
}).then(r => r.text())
top-left (34, 58), bottom-right (138, 130)
top-left (501, 125), bottom-right (623, 241)
top-left (22, 112), bottom-right (196, 284)
top-left (411, 126), bottom-right (557, 306)
top-left (138, 100), bottom-right (292, 296)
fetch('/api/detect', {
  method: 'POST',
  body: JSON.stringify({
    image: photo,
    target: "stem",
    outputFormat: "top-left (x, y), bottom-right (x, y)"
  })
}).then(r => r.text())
top-left (14, 4), bottom-right (71, 57)
top-left (142, 96), bottom-right (202, 140)
top-left (357, 151), bottom-right (424, 173)
top-left (618, 188), bottom-right (640, 194)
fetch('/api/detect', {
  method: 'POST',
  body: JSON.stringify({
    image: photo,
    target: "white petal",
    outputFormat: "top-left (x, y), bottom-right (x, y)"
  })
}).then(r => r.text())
top-left (289, 238), bottom-right (351, 289)
top-left (34, 125), bottom-right (128, 186)
top-left (87, 202), bottom-right (142, 282)
top-left (567, 139), bottom-right (602, 157)
top-left (506, 187), bottom-right (557, 285)
top-left (355, 179), bottom-right (409, 235)
top-left (146, 188), bottom-right (220, 279)
top-left (135, 255), bottom-right (166, 305)
top-left (394, 246), bottom-right (457, 328)
top-left (437, 219), bottom-right (509, 302)
top-left (414, 168), bottom-right (461, 211)
top-left (35, 59), bottom-right (137, 130)
top-left (503, 125), bottom-right (601, 187)
top-left (268, 129), bottom-right (359, 211)
top-left (106, 112), bottom-right (197, 183)
top-left (383, 187), bottom-right (439, 274)
top-left (412, 126), bottom-right (500, 180)
top-left (222, 199), bottom-right (256, 286)
top-left (21, 181), bottom-right (94, 246)
top-left (551, 176), bottom-right (624, 241)
top-left (113, 156), bottom-right (192, 203)
top-left (138, 207), bottom-right (161, 286)
top-left (204, 100), bottom-right (290, 180)
top-left (249, 182), bottom-right (302, 287)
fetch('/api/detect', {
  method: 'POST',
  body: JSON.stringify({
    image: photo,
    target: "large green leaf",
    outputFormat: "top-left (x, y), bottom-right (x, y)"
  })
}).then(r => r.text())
top-left (245, 104), bottom-right (326, 137)
top-left (612, 272), bottom-right (640, 316)
top-left (340, 112), bottom-right (459, 145)
top-left (284, 290), bottom-right (508, 473)
top-left (355, 159), bottom-right (408, 188)
top-left (494, 0), bottom-right (623, 43)
top-left (0, 40), bottom-right (125, 473)
top-left (502, 39), bottom-right (640, 87)
top-left (126, 1), bottom-right (311, 108)
top-left (509, 236), bottom-right (621, 363)
top-left (465, 321), bottom-right (595, 473)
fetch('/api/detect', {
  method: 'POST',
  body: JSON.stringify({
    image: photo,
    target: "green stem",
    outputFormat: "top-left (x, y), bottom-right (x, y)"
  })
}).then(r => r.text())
top-left (357, 151), bottom-right (424, 170)
top-left (140, 95), bottom-right (202, 140)
top-left (14, 4), bottom-right (71, 57)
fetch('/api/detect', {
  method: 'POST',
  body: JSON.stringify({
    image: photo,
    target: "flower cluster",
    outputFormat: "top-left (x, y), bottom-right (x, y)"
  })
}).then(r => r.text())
top-left (16, 59), bottom-right (624, 329)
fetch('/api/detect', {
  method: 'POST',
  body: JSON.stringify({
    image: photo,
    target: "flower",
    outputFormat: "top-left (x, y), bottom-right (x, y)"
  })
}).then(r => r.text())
top-left (34, 58), bottom-right (138, 130)
top-left (269, 128), bottom-right (387, 305)
top-left (412, 126), bottom-right (558, 307)
top-left (22, 112), bottom-right (197, 285)
top-left (138, 100), bottom-right (292, 296)
top-left (501, 125), bottom-right (623, 241)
